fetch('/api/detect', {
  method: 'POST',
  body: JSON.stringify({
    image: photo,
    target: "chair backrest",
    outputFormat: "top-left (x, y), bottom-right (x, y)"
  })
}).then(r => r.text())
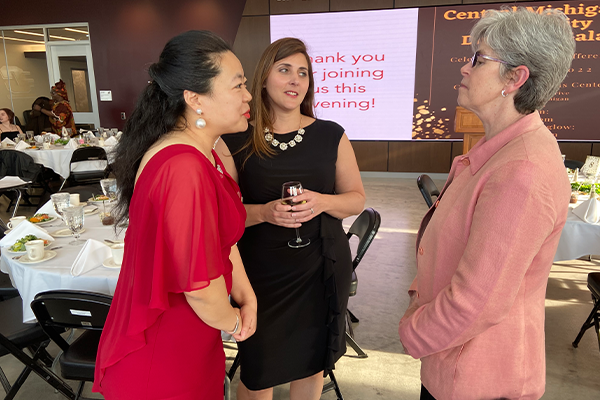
top-left (564, 159), bottom-right (584, 170)
top-left (30, 290), bottom-right (112, 352)
top-left (346, 208), bottom-right (381, 270)
top-left (0, 150), bottom-right (41, 182)
top-left (70, 147), bottom-right (108, 164)
top-left (22, 110), bottom-right (31, 126)
top-left (417, 174), bottom-right (440, 208)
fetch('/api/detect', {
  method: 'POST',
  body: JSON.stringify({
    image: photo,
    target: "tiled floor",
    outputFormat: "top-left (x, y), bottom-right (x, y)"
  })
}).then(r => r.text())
top-left (1, 173), bottom-right (599, 399)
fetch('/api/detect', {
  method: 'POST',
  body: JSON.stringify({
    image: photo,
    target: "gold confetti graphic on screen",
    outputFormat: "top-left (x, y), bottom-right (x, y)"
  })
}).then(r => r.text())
top-left (412, 98), bottom-right (450, 139)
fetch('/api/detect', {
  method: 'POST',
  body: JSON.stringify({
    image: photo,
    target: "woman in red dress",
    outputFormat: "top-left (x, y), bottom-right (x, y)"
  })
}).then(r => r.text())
top-left (93, 31), bottom-right (256, 399)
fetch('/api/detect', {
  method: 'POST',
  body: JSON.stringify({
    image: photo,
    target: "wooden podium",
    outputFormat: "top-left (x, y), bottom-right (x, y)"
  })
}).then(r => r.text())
top-left (455, 106), bottom-right (485, 154)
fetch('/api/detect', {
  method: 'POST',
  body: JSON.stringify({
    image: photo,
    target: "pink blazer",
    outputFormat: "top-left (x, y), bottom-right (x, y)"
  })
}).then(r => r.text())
top-left (398, 112), bottom-right (571, 400)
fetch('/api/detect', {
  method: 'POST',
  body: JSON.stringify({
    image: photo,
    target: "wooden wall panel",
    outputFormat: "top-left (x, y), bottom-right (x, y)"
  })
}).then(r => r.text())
top-left (388, 141), bottom-right (452, 173)
top-left (451, 141), bottom-right (462, 162)
top-left (558, 142), bottom-right (593, 162)
top-left (243, 0), bottom-right (269, 15)
top-left (351, 141), bottom-right (389, 171)
top-left (233, 16), bottom-right (270, 89)
top-left (591, 143), bottom-right (600, 157)
top-left (331, 0), bottom-right (393, 11)
top-left (270, 0), bottom-right (329, 14)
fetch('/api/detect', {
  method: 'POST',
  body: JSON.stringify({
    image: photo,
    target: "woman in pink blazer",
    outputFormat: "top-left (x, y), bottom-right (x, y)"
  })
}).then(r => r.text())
top-left (399, 8), bottom-right (575, 400)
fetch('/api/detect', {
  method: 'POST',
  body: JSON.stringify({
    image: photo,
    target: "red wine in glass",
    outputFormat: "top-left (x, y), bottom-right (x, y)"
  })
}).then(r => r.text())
top-left (281, 181), bottom-right (310, 248)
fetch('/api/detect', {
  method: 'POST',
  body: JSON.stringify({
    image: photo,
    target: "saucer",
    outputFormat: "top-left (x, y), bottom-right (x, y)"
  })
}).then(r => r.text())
top-left (50, 228), bottom-right (86, 238)
top-left (16, 250), bottom-right (57, 264)
top-left (102, 257), bottom-right (121, 269)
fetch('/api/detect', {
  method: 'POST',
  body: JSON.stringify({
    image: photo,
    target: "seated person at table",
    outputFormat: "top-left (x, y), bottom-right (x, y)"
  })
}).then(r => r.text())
top-left (93, 30), bottom-right (257, 400)
top-left (398, 8), bottom-right (574, 400)
top-left (26, 96), bottom-right (53, 136)
top-left (33, 80), bottom-right (77, 137)
top-left (0, 108), bottom-right (23, 141)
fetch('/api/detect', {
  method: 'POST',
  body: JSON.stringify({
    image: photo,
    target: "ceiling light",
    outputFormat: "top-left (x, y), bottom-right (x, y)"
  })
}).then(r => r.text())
top-left (14, 30), bottom-right (44, 37)
top-left (48, 34), bottom-right (76, 41)
top-left (64, 28), bottom-right (89, 35)
top-left (2, 36), bottom-right (45, 44)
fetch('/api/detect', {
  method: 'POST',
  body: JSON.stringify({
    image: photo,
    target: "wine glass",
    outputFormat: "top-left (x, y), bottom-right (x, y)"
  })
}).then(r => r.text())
top-left (63, 206), bottom-right (85, 245)
top-left (100, 178), bottom-right (117, 200)
top-left (50, 193), bottom-right (71, 224)
top-left (26, 131), bottom-right (34, 144)
top-left (281, 181), bottom-right (310, 248)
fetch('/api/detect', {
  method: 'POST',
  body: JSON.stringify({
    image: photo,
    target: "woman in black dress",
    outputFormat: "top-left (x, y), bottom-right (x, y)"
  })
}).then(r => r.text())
top-left (0, 108), bottom-right (23, 141)
top-left (218, 38), bottom-right (365, 400)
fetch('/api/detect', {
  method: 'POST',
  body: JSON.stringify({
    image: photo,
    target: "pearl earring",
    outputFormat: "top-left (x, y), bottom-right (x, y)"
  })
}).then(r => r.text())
top-left (195, 108), bottom-right (206, 129)
top-left (501, 89), bottom-right (507, 98)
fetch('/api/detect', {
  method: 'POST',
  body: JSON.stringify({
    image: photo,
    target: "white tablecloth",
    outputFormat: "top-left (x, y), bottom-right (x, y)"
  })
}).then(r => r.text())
top-left (554, 204), bottom-right (600, 262)
top-left (22, 145), bottom-right (115, 179)
top-left (0, 213), bottom-right (125, 322)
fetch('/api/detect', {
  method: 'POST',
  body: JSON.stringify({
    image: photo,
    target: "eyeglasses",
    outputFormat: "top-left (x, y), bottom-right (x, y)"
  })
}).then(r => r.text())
top-left (470, 51), bottom-right (511, 68)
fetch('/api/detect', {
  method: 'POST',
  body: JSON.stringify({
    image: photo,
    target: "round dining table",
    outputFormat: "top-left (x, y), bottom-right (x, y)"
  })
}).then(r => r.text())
top-left (23, 145), bottom-right (115, 179)
top-left (553, 200), bottom-right (600, 262)
top-left (0, 209), bottom-right (125, 322)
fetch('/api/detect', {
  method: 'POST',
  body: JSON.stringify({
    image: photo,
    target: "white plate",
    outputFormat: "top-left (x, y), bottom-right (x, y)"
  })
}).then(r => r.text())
top-left (15, 250), bottom-right (57, 264)
top-left (4, 242), bottom-right (51, 255)
top-left (88, 197), bottom-right (114, 206)
top-left (102, 257), bottom-right (121, 269)
top-left (29, 216), bottom-right (57, 226)
top-left (50, 228), bottom-right (86, 238)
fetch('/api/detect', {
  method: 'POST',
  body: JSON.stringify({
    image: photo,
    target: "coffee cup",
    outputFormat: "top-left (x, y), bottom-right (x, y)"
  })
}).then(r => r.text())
top-left (7, 216), bottom-right (26, 229)
top-left (69, 193), bottom-right (80, 206)
top-left (25, 240), bottom-right (45, 261)
top-left (110, 243), bottom-right (124, 265)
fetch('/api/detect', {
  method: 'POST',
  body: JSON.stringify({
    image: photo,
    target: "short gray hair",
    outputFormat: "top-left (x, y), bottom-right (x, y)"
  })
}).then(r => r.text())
top-left (470, 7), bottom-right (575, 114)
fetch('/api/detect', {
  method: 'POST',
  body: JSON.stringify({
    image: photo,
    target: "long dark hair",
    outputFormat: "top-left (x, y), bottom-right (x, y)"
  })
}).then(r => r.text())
top-left (112, 30), bottom-right (231, 228)
top-left (239, 38), bottom-right (315, 166)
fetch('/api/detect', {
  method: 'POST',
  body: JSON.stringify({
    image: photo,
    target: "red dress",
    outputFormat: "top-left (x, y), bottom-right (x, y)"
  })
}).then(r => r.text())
top-left (93, 145), bottom-right (246, 399)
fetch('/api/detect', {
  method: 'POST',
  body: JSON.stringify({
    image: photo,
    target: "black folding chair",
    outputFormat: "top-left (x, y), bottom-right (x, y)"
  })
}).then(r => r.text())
top-left (31, 290), bottom-right (112, 400)
top-left (0, 296), bottom-right (73, 400)
top-left (59, 147), bottom-right (110, 190)
top-left (0, 272), bottom-right (19, 302)
top-left (0, 150), bottom-right (44, 215)
top-left (572, 273), bottom-right (600, 352)
top-left (417, 174), bottom-right (440, 208)
top-left (564, 159), bottom-right (584, 170)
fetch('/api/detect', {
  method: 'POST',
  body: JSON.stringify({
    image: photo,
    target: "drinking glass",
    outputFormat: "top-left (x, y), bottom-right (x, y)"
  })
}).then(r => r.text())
top-left (63, 206), bottom-right (85, 245)
top-left (50, 193), bottom-right (71, 223)
top-left (281, 181), bottom-right (310, 248)
top-left (26, 131), bottom-right (34, 143)
top-left (100, 178), bottom-right (117, 200)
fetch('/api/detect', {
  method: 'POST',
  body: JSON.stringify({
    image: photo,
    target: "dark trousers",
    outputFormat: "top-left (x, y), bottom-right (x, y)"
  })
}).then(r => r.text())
top-left (421, 384), bottom-right (437, 400)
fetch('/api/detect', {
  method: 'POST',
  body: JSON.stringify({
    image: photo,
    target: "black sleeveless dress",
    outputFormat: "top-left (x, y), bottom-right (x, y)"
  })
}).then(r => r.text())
top-left (222, 119), bottom-right (352, 390)
top-left (1, 130), bottom-right (19, 141)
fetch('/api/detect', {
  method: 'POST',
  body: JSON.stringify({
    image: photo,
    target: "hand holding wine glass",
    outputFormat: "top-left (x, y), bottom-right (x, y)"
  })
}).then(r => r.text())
top-left (281, 181), bottom-right (310, 248)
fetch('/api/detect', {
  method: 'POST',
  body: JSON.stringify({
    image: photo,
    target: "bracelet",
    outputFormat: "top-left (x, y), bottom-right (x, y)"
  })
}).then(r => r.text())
top-left (226, 314), bottom-right (240, 335)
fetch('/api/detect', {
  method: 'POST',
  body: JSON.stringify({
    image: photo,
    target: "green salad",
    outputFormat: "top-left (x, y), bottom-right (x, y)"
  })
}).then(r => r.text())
top-left (9, 235), bottom-right (44, 252)
top-left (571, 182), bottom-right (600, 195)
top-left (54, 138), bottom-right (69, 145)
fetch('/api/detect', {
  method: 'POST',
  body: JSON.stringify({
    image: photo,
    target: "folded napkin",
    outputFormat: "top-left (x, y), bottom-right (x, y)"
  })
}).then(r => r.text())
top-left (48, 133), bottom-right (60, 141)
top-left (1, 137), bottom-right (16, 146)
top-left (71, 239), bottom-right (112, 276)
top-left (34, 135), bottom-right (44, 143)
top-left (116, 131), bottom-right (123, 139)
top-left (61, 126), bottom-right (69, 137)
top-left (36, 199), bottom-right (60, 218)
top-left (65, 139), bottom-right (79, 149)
top-left (104, 136), bottom-right (118, 146)
top-left (14, 141), bottom-right (31, 151)
top-left (572, 195), bottom-right (599, 224)
top-left (0, 221), bottom-right (53, 247)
